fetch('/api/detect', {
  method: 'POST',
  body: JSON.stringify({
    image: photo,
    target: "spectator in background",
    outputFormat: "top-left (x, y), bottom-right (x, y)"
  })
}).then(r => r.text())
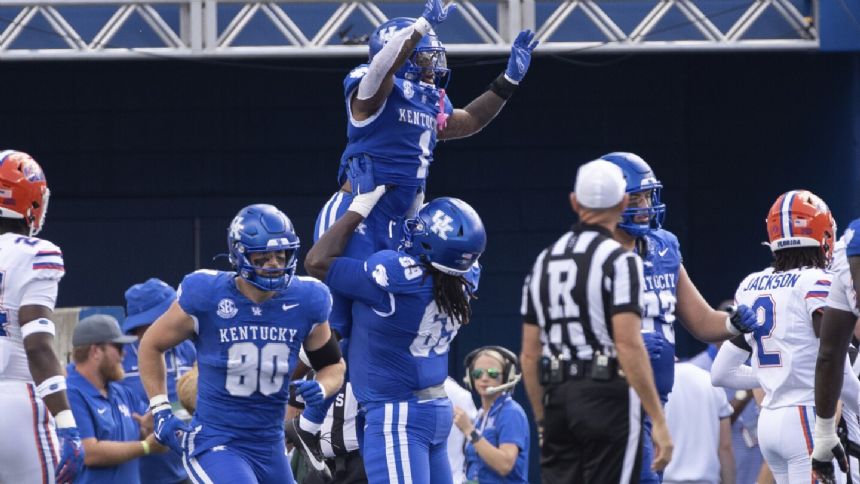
top-left (120, 278), bottom-right (196, 484)
top-left (454, 346), bottom-right (529, 484)
top-left (66, 315), bottom-right (167, 484)
top-left (445, 375), bottom-right (477, 483)
top-left (663, 358), bottom-right (735, 484)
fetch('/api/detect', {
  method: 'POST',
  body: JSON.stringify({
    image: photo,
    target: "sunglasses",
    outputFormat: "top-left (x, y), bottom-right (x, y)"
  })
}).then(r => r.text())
top-left (471, 368), bottom-right (501, 380)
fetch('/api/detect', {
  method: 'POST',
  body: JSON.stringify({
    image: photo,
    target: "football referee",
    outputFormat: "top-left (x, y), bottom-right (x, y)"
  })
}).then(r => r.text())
top-left (520, 159), bottom-right (673, 483)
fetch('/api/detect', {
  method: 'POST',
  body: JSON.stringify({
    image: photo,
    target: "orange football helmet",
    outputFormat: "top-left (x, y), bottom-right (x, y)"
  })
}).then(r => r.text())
top-left (766, 189), bottom-right (836, 261)
top-left (0, 150), bottom-right (50, 236)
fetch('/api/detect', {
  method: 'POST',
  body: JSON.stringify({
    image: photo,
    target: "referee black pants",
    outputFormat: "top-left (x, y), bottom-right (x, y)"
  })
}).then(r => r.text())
top-left (541, 376), bottom-right (643, 484)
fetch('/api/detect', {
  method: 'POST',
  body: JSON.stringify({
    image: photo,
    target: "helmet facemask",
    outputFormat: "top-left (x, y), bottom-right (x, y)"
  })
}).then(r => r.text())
top-left (620, 184), bottom-right (666, 237)
top-left (405, 47), bottom-right (450, 87)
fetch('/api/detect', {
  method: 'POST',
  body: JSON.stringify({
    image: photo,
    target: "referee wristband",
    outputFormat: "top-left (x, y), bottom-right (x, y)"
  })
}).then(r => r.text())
top-left (141, 440), bottom-right (151, 455)
top-left (488, 73), bottom-right (518, 100)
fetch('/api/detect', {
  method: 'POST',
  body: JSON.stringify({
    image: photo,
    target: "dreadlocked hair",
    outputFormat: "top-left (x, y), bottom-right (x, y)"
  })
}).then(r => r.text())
top-left (421, 264), bottom-right (477, 325)
top-left (0, 217), bottom-right (29, 236)
top-left (772, 246), bottom-right (826, 271)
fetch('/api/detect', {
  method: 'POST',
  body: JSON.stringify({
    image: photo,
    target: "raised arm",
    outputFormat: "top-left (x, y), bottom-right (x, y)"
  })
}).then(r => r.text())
top-left (352, 0), bottom-right (454, 120)
top-left (305, 158), bottom-right (386, 280)
top-left (439, 30), bottom-right (538, 140)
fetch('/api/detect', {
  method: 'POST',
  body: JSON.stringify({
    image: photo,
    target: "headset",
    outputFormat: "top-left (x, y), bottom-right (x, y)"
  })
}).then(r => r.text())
top-left (463, 346), bottom-right (522, 395)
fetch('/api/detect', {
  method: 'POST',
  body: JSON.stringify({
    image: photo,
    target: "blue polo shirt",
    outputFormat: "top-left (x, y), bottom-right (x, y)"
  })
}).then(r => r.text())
top-left (120, 340), bottom-right (195, 484)
top-left (465, 395), bottom-right (530, 484)
top-left (66, 364), bottom-right (146, 484)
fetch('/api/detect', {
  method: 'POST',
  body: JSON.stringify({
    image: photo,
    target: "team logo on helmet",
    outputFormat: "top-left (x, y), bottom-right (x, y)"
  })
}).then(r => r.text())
top-left (430, 210), bottom-right (454, 240)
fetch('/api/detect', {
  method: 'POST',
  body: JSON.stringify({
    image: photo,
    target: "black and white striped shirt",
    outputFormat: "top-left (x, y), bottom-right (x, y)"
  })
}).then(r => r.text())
top-left (521, 223), bottom-right (645, 360)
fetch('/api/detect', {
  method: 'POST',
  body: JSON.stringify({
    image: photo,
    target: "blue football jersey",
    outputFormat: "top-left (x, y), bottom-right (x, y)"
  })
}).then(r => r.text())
top-left (326, 250), bottom-right (479, 404)
top-left (846, 218), bottom-right (860, 257)
top-left (638, 229), bottom-right (682, 400)
top-left (340, 65), bottom-right (454, 187)
top-left (177, 270), bottom-right (331, 442)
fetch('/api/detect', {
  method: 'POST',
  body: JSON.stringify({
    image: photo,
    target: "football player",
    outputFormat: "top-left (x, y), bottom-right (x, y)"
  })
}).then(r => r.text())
top-left (305, 0), bottom-right (536, 469)
top-left (305, 162), bottom-right (485, 484)
top-left (812, 217), bottom-right (860, 484)
top-left (137, 204), bottom-right (345, 483)
top-left (0, 150), bottom-right (84, 484)
top-left (599, 152), bottom-right (758, 483)
top-left (710, 190), bottom-right (858, 483)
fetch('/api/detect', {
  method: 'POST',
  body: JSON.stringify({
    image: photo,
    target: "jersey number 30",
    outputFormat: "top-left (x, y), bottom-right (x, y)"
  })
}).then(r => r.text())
top-left (225, 342), bottom-right (291, 396)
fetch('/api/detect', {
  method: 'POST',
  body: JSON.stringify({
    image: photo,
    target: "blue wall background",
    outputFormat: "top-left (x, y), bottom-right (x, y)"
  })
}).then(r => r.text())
top-left (1, 51), bottom-right (858, 480)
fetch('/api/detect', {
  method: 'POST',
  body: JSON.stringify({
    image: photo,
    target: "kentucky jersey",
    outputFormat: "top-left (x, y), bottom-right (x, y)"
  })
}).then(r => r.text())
top-left (638, 229), bottom-right (682, 400)
top-left (0, 233), bottom-right (64, 381)
top-left (326, 250), bottom-right (479, 404)
top-left (340, 65), bottom-right (454, 187)
top-left (177, 270), bottom-right (330, 453)
top-left (734, 267), bottom-right (831, 409)
top-left (828, 218), bottom-right (860, 317)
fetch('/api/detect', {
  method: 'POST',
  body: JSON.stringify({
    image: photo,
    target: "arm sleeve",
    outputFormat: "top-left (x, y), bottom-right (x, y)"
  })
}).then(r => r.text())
top-left (497, 404), bottom-right (529, 451)
top-left (711, 339), bottom-right (758, 389)
top-left (326, 257), bottom-right (388, 307)
top-left (67, 389), bottom-right (96, 440)
top-left (356, 21), bottom-right (421, 100)
top-left (610, 251), bottom-right (644, 316)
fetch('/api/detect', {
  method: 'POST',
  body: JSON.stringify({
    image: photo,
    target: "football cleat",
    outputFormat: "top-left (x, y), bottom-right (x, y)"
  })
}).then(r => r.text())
top-left (284, 417), bottom-right (332, 482)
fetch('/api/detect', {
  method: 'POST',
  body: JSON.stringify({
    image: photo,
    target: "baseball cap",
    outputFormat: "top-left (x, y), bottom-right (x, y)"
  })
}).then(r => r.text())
top-left (123, 278), bottom-right (176, 333)
top-left (73, 314), bottom-right (137, 346)
top-left (573, 159), bottom-right (626, 209)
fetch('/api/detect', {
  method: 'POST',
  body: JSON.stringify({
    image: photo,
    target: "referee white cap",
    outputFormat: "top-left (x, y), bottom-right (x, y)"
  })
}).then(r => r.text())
top-left (574, 159), bottom-right (626, 209)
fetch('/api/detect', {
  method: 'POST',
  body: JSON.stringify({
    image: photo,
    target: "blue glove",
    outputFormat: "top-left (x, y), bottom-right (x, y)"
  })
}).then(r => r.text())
top-left (291, 380), bottom-right (326, 407)
top-left (727, 304), bottom-right (758, 334)
top-left (153, 408), bottom-right (189, 455)
top-left (421, 0), bottom-right (455, 28)
top-left (55, 426), bottom-right (84, 484)
top-left (346, 155), bottom-right (376, 196)
top-left (505, 30), bottom-right (539, 83)
top-left (641, 330), bottom-right (664, 360)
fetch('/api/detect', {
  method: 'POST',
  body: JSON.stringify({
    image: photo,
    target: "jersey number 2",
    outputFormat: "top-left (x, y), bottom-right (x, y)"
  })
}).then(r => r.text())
top-left (225, 342), bottom-right (291, 397)
top-left (752, 295), bottom-right (781, 367)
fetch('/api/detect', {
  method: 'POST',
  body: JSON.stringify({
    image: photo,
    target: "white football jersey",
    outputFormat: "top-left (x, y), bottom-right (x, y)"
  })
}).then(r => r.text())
top-left (0, 232), bottom-right (64, 381)
top-left (735, 266), bottom-right (831, 409)
top-left (827, 239), bottom-right (859, 317)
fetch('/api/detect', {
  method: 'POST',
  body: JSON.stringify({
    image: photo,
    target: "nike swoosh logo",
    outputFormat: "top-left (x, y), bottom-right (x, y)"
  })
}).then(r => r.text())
top-left (299, 438), bottom-right (328, 472)
top-left (97, 408), bottom-right (107, 415)
top-left (658, 248), bottom-right (669, 257)
top-left (282, 303), bottom-right (300, 311)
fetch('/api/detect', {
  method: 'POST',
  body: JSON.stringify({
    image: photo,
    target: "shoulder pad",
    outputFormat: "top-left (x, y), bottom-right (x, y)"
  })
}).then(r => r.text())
top-left (364, 250), bottom-right (425, 292)
top-left (25, 237), bottom-right (64, 280)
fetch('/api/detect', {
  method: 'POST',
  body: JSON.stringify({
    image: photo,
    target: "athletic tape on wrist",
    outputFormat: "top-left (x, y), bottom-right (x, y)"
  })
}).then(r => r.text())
top-left (149, 394), bottom-right (170, 413)
top-left (725, 316), bottom-right (740, 336)
top-left (54, 409), bottom-right (76, 429)
top-left (36, 375), bottom-right (67, 398)
top-left (21, 318), bottom-right (56, 339)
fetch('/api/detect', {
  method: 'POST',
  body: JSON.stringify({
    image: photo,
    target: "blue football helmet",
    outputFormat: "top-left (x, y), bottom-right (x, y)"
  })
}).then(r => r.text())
top-left (227, 204), bottom-right (300, 291)
top-left (401, 197), bottom-right (486, 275)
top-left (600, 152), bottom-right (666, 236)
top-left (369, 17), bottom-right (450, 87)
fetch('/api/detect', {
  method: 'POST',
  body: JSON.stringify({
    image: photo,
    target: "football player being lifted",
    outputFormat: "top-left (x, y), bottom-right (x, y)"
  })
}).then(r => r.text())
top-left (604, 152), bottom-right (758, 483)
top-left (304, 0), bottom-right (536, 471)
